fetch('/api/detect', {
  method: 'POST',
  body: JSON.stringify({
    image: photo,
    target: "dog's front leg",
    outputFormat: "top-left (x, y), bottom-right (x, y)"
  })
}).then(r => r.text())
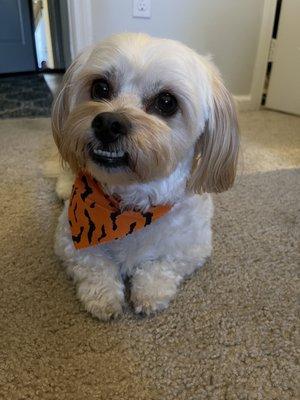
top-left (130, 259), bottom-right (190, 315)
top-left (67, 259), bottom-right (125, 321)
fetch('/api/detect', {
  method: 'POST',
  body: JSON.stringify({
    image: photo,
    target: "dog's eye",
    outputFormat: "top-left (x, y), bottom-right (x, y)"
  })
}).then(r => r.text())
top-left (154, 92), bottom-right (178, 116)
top-left (91, 79), bottom-right (111, 101)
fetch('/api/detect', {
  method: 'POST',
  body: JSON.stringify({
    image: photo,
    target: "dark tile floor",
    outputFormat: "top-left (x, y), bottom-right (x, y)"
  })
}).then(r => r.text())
top-left (0, 73), bottom-right (62, 118)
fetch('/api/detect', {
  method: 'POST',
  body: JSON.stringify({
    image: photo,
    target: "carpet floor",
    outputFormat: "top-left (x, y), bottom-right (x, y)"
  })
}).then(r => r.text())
top-left (0, 110), bottom-right (299, 399)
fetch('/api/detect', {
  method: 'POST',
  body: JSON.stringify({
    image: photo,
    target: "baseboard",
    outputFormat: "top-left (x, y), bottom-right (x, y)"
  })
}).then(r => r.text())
top-left (234, 95), bottom-right (260, 111)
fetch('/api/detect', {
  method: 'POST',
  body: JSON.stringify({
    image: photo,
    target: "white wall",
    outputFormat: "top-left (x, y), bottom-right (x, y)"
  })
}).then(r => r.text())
top-left (87, 0), bottom-right (264, 96)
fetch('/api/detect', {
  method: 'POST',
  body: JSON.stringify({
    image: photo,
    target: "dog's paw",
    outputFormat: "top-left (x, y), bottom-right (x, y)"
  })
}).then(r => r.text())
top-left (84, 297), bottom-right (123, 321)
top-left (131, 271), bottom-right (178, 315)
top-left (77, 281), bottom-right (124, 321)
top-left (131, 295), bottom-right (171, 315)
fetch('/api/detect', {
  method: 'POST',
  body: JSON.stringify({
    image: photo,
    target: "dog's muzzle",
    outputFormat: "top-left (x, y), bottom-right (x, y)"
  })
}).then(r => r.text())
top-left (90, 112), bottom-right (130, 168)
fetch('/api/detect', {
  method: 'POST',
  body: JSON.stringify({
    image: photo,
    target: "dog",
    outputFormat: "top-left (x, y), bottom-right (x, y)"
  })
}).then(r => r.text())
top-left (52, 33), bottom-right (239, 320)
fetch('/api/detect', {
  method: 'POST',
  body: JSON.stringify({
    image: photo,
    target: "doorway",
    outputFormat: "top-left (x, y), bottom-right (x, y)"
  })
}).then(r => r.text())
top-left (263, 0), bottom-right (300, 115)
top-left (261, 0), bottom-right (300, 115)
top-left (31, 0), bottom-right (71, 72)
top-left (0, 0), bottom-right (70, 117)
top-left (0, 0), bottom-right (70, 75)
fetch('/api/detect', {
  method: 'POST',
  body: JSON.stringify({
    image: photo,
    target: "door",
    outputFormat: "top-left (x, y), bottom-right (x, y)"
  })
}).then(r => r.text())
top-left (0, 0), bottom-right (37, 73)
top-left (47, 0), bottom-right (65, 69)
top-left (266, 0), bottom-right (300, 115)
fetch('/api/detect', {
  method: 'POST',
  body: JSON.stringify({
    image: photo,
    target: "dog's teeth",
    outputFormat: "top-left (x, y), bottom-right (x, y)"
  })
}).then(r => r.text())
top-left (93, 149), bottom-right (125, 158)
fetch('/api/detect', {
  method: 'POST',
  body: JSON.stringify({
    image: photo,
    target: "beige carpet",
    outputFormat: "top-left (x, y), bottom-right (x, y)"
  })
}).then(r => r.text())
top-left (0, 110), bottom-right (299, 399)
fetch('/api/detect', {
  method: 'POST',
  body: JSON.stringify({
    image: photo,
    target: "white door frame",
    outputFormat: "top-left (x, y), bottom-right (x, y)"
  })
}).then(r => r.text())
top-left (66, 0), bottom-right (277, 111)
top-left (248, 0), bottom-right (277, 110)
top-left (67, 0), bottom-right (93, 59)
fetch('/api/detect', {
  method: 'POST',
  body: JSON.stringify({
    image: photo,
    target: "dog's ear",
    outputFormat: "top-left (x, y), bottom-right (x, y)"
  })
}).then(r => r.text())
top-left (52, 51), bottom-right (89, 148)
top-left (188, 65), bottom-right (239, 193)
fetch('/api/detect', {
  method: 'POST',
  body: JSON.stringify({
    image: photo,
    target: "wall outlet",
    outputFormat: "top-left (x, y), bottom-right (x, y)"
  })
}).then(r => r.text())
top-left (133, 0), bottom-right (151, 19)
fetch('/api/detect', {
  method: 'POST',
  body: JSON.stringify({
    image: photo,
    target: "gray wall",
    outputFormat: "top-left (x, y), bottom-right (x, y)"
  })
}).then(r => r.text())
top-left (89, 0), bottom-right (264, 95)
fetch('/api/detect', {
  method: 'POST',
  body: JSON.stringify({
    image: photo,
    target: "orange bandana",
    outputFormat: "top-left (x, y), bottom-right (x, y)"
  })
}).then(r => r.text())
top-left (68, 173), bottom-right (172, 249)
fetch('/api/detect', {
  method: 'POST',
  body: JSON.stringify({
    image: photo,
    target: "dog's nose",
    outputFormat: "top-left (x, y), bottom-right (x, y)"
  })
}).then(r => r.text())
top-left (92, 112), bottom-right (130, 144)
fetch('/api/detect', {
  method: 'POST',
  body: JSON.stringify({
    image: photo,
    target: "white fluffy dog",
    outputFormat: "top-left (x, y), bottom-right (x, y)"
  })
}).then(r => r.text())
top-left (52, 33), bottom-right (239, 320)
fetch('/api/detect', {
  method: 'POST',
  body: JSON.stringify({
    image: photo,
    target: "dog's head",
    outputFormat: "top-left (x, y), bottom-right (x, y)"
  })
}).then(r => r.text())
top-left (52, 33), bottom-right (239, 192)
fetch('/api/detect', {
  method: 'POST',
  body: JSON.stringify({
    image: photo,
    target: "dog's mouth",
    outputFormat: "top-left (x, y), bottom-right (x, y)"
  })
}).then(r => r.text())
top-left (90, 147), bottom-right (129, 168)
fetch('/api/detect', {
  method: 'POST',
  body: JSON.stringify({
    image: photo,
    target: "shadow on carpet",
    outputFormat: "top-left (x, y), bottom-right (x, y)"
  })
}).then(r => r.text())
top-left (0, 167), bottom-right (298, 399)
top-left (0, 115), bottom-right (299, 399)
